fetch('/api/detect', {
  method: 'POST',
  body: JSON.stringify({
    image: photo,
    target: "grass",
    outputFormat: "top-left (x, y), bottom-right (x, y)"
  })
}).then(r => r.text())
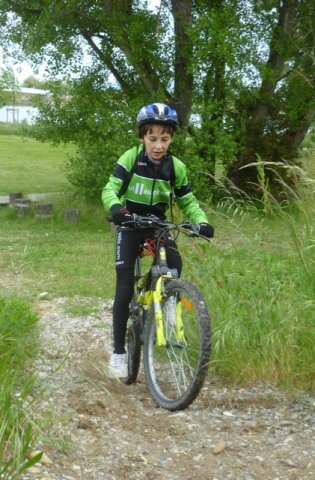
top-left (0, 123), bottom-right (314, 393)
top-left (181, 212), bottom-right (315, 391)
top-left (0, 122), bottom-right (75, 195)
top-left (0, 296), bottom-right (41, 478)
top-left (0, 199), bottom-right (115, 301)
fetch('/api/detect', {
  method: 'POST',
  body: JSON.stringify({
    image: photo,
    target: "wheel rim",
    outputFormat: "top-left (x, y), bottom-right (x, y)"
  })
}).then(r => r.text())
top-left (146, 288), bottom-right (209, 403)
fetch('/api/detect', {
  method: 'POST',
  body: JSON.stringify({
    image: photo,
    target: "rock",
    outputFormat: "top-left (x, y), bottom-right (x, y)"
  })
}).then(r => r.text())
top-left (38, 292), bottom-right (49, 299)
top-left (213, 440), bottom-right (227, 454)
top-left (26, 466), bottom-right (42, 474)
top-left (223, 410), bottom-right (235, 417)
top-left (254, 455), bottom-right (264, 462)
top-left (281, 459), bottom-right (299, 468)
top-left (28, 451), bottom-right (53, 465)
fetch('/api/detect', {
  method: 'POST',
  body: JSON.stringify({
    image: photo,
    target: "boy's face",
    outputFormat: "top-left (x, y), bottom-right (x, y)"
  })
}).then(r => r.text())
top-left (141, 124), bottom-right (173, 161)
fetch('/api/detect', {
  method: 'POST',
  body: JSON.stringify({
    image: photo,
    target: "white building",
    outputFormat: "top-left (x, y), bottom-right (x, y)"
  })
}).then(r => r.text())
top-left (0, 87), bottom-right (49, 124)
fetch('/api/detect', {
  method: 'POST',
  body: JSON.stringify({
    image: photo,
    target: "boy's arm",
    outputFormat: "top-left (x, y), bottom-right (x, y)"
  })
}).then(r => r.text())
top-left (102, 146), bottom-right (140, 211)
top-left (102, 175), bottom-right (124, 211)
top-left (173, 158), bottom-right (209, 224)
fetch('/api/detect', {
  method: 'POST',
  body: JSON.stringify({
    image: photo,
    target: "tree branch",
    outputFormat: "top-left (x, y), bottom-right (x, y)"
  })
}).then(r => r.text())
top-left (80, 30), bottom-right (132, 92)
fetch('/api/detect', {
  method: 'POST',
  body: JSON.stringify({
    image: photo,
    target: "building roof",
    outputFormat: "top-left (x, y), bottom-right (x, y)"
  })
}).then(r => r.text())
top-left (4, 87), bottom-right (49, 95)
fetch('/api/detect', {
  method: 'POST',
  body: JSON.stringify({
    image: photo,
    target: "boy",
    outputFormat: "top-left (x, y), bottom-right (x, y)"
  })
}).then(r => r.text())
top-left (102, 102), bottom-right (214, 378)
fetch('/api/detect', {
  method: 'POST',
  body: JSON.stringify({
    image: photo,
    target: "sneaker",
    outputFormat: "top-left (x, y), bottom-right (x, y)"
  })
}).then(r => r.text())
top-left (108, 353), bottom-right (128, 378)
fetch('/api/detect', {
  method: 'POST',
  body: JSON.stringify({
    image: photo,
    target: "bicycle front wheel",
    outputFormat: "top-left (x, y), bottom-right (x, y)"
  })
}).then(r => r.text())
top-left (143, 279), bottom-right (211, 410)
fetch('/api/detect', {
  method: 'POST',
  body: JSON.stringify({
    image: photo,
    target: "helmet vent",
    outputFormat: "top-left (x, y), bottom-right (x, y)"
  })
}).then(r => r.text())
top-left (137, 102), bottom-right (178, 128)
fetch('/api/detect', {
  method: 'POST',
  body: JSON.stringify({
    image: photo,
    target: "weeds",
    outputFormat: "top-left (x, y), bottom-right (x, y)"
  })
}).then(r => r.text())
top-left (0, 297), bottom-right (40, 478)
top-left (182, 159), bottom-right (315, 391)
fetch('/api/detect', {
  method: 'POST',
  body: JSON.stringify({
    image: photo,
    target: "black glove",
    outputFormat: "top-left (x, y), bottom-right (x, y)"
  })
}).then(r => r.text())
top-left (110, 204), bottom-right (133, 225)
top-left (198, 223), bottom-right (214, 238)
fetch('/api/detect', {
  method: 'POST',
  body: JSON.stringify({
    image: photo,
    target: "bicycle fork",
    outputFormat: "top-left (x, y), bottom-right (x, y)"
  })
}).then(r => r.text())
top-left (153, 277), bottom-right (187, 348)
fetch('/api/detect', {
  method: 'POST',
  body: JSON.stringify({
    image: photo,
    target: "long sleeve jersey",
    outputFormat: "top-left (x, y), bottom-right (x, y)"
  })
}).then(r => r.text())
top-left (102, 145), bottom-right (208, 224)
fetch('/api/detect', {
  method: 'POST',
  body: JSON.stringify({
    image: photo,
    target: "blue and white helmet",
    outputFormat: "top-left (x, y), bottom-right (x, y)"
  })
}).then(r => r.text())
top-left (137, 102), bottom-right (178, 129)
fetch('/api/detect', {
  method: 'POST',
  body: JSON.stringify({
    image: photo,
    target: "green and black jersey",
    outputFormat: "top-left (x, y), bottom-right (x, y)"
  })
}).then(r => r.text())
top-left (102, 145), bottom-right (208, 224)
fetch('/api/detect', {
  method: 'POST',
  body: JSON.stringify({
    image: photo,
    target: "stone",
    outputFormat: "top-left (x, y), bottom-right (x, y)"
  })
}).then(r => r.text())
top-left (64, 208), bottom-right (80, 225)
top-left (9, 192), bottom-right (23, 205)
top-left (35, 203), bottom-right (53, 219)
top-left (14, 199), bottom-right (31, 217)
top-left (213, 440), bottom-right (227, 454)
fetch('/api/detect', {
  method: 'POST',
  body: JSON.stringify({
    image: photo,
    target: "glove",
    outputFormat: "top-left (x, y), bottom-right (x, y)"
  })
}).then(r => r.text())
top-left (110, 204), bottom-right (133, 225)
top-left (198, 223), bottom-right (214, 238)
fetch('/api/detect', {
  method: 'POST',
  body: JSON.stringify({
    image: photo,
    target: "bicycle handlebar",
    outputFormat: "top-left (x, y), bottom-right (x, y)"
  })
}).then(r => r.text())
top-left (108, 214), bottom-right (210, 241)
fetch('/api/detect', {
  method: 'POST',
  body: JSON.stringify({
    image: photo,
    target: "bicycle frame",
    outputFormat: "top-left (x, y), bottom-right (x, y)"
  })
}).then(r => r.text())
top-left (135, 243), bottom-right (185, 348)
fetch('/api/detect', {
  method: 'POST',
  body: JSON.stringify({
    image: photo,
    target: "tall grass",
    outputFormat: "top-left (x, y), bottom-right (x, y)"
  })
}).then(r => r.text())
top-left (180, 159), bottom-right (315, 392)
top-left (0, 296), bottom-right (41, 478)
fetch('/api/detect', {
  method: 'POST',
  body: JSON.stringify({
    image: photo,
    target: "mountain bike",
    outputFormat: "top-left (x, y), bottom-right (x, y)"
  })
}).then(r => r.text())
top-left (118, 214), bottom-right (211, 411)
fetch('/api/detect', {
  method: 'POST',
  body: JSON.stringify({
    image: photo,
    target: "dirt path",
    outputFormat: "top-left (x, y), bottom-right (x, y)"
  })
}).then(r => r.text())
top-left (22, 298), bottom-right (314, 480)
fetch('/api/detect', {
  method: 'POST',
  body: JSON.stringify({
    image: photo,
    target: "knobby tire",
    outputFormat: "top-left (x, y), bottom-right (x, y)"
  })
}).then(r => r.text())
top-left (143, 279), bottom-right (211, 410)
top-left (123, 295), bottom-right (142, 385)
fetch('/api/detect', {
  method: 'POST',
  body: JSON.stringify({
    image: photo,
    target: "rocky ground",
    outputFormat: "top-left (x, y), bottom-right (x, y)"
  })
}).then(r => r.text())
top-left (21, 297), bottom-right (315, 480)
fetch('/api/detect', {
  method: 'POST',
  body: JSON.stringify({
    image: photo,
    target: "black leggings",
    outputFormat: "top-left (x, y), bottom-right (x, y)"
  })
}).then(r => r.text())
top-left (112, 228), bottom-right (182, 354)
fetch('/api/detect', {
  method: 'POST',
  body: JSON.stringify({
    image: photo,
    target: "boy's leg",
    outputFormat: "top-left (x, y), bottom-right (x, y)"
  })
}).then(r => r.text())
top-left (112, 267), bottom-right (134, 354)
top-left (165, 238), bottom-right (182, 277)
top-left (108, 229), bottom-right (141, 377)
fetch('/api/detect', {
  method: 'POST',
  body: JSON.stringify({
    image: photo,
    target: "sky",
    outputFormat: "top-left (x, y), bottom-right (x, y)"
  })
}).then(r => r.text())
top-left (0, 51), bottom-right (47, 83)
top-left (0, 1), bottom-right (162, 84)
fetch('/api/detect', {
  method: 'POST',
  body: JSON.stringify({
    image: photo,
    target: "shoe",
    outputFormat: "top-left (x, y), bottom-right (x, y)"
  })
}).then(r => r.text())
top-left (108, 353), bottom-right (128, 378)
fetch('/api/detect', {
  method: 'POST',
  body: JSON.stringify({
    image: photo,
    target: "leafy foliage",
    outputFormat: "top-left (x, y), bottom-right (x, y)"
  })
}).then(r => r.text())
top-left (0, 0), bottom-right (314, 199)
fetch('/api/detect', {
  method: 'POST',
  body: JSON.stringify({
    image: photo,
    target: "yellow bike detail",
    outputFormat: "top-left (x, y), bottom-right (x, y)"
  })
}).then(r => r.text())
top-left (175, 300), bottom-right (187, 346)
top-left (153, 276), bottom-right (167, 346)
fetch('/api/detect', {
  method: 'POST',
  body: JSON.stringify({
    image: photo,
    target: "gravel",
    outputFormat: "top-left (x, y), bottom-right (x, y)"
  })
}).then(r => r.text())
top-left (21, 297), bottom-right (315, 480)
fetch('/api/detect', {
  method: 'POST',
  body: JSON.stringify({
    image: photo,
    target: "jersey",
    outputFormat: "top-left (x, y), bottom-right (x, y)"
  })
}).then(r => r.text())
top-left (102, 144), bottom-right (208, 224)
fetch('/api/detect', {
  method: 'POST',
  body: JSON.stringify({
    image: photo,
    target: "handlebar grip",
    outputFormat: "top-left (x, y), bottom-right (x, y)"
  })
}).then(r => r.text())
top-left (107, 213), bottom-right (138, 224)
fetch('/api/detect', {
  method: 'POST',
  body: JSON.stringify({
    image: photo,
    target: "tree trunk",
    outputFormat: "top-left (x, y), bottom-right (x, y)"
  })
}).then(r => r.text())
top-left (226, 0), bottom-right (300, 193)
top-left (171, 0), bottom-right (193, 129)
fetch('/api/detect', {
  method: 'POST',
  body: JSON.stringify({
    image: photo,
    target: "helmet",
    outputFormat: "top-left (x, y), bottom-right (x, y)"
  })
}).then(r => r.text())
top-left (137, 102), bottom-right (178, 129)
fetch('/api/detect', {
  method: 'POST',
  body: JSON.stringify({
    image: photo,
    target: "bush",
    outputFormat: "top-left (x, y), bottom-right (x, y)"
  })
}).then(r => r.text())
top-left (65, 140), bottom-right (129, 201)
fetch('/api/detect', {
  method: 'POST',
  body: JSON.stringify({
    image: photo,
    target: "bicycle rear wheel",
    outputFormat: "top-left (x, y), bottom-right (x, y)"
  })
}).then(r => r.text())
top-left (143, 279), bottom-right (211, 410)
top-left (123, 295), bottom-right (142, 385)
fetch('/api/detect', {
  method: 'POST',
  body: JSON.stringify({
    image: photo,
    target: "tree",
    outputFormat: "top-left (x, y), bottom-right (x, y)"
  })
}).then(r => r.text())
top-left (0, 0), bottom-right (314, 199)
top-left (0, 66), bottom-right (20, 117)
top-left (22, 75), bottom-right (46, 89)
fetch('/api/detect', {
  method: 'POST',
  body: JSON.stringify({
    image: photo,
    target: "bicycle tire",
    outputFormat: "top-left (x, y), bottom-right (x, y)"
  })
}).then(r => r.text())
top-left (143, 279), bottom-right (211, 410)
top-left (123, 295), bottom-right (142, 385)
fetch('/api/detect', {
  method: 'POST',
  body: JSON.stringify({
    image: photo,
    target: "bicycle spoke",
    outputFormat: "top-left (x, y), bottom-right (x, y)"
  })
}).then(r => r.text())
top-left (143, 279), bottom-right (211, 410)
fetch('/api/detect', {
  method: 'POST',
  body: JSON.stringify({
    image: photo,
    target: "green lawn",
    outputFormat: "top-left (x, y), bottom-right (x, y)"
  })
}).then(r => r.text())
top-left (0, 132), bottom-right (75, 194)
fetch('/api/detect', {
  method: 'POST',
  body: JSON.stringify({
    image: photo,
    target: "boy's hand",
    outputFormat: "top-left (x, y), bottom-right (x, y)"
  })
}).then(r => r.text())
top-left (110, 204), bottom-right (133, 225)
top-left (198, 223), bottom-right (214, 238)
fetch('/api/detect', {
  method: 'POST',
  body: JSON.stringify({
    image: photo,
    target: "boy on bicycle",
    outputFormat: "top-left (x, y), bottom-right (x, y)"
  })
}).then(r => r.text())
top-left (102, 102), bottom-right (214, 378)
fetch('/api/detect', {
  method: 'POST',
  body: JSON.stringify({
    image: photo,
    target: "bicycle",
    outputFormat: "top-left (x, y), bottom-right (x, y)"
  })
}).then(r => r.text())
top-left (112, 214), bottom-right (211, 411)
